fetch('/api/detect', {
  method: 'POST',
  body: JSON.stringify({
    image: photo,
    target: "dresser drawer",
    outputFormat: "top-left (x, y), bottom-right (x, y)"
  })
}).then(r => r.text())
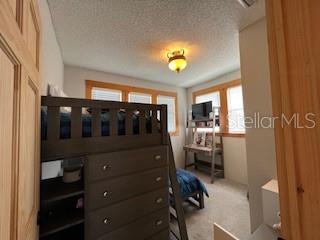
top-left (87, 188), bottom-right (169, 239)
top-left (96, 208), bottom-right (169, 240)
top-left (86, 145), bottom-right (168, 182)
top-left (87, 167), bottom-right (168, 211)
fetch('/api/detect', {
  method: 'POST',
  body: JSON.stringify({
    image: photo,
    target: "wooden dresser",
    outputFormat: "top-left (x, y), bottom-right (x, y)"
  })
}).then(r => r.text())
top-left (85, 145), bottom-right (170, 240)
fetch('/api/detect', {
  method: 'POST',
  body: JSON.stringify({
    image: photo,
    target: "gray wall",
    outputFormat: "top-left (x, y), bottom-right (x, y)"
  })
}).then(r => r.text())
top-left (187, 70), bottom-right (248, 185)
top-left (239, 18), bottom-right (277, 232)
top-left (64, 65), bottom-right (187, 167)
top-left (39, 0), bottom-right (64, 96)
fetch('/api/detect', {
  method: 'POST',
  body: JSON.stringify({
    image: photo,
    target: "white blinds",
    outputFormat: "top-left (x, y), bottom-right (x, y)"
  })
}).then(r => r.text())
top-left (128, 92), bottom-right (152, 104)
top-left (195, 91), bottom-right (220, 106)
top-left (91, 87), bottom-right (122, 101)
top-left (227, 85), bottom-right (245, 133)
top-left (157, 95), bottom-right (176, 132)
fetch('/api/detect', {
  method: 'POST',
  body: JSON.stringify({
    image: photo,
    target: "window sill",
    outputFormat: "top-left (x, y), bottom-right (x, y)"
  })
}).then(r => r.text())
top-left (216, 132), bottom-right (245, 138)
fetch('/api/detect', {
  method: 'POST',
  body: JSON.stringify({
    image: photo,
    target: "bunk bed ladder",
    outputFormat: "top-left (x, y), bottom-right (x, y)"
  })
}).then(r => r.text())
top-left (168, 136), bottom-right (189, 240)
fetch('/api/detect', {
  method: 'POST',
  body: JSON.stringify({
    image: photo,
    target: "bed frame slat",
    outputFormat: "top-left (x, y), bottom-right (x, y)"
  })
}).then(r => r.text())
top-left (152, 109), bottom-right (158, 134)
top-left (110, 109), bottom-right (118, 136)
top-left (71, 107), bottom-right (82, 138)
top-left (92, 108), bottom-right (101, 137)
top-left (139, 109), bottom-right (146, 135)
top-left (125, 110), bottom-right (133, 135)
top-left (161, 105), bottom-right (168, 144)
top-left (47, 106), bottom-right (60, 140)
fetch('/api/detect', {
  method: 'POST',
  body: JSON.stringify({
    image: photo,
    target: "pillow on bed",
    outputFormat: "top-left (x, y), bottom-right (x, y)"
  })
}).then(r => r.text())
top-left (48, 84), bottom-right (71, 113)
top-left (48, 84), bottom-right (68, 97)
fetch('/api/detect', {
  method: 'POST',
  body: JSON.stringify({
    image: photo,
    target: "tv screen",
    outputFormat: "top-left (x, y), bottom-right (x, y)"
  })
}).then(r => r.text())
top-left (192, 101), bottom-right (212, 120)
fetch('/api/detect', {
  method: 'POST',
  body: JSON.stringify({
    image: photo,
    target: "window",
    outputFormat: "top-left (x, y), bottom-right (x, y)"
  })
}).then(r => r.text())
top-left (227, 86), bottom-right (245, 133)
top-left (195, 91), bottom-right (220, 107)
top-left (128, 92), bottom-right (152, 104)
top-left (86, 80), bottom-right (179, 135)
top-left (195, 91), bottom-right (220, 132)
top-left (91, 87), bottom-right (122, 101)
top-left (157, 95), bottom-right (176, 133)
top-left (192, 79), bottom-right (245, 137)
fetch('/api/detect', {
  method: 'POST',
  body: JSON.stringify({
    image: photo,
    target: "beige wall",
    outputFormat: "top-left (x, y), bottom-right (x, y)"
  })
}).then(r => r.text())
top-left (39, 0), bottom-right (65, 179)
top-left (39, 0), bottom-right (64, 96)
top-left (239, 18), bottom-right (277, 232)
top-left (64, 65), bottom-right (187, 167)
top-left (223, 137), bottom-right (247, 185)
top-left (186, 70), bottom-right (248, 185)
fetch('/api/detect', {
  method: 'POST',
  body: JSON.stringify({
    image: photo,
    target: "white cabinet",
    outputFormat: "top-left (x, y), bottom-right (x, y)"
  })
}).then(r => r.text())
top-left (262, 179), bottom-right (280, 228)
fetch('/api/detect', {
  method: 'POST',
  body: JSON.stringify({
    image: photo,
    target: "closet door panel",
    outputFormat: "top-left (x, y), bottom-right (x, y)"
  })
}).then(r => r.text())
top-left (7, 0), bottom-right (22, 28)
top-left (17, 68), bottom-right (40, 240)
top-left (22, 0), bottom-right (40, 70)
top-left (8, 0), bottom-right (17, 18)
top-left (0, 41), bottom-right (20, 240)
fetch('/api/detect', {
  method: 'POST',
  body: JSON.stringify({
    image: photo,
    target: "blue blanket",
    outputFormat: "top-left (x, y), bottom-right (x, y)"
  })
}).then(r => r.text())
top-left (176, 168), bottom-right (209, 199)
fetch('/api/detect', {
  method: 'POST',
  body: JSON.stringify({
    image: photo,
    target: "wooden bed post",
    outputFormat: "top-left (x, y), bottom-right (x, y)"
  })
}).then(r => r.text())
top-left (161, 105), bottom-right (168, 145)
top-left (168, 136), bottom-right (189, 240)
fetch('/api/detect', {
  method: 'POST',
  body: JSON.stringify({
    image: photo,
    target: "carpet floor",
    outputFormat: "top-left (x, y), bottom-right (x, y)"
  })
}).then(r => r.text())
top-left (171, 170), bottom-right (251, 240)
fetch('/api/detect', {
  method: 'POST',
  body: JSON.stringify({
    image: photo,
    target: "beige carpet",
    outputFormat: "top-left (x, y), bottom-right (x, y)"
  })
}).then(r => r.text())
top-left (171, 170), bottom-right (251, 240)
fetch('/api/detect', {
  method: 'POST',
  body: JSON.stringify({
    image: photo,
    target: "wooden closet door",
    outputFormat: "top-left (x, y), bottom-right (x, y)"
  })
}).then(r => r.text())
top-left (266, 0), bottom-right (320, 239)
top-left (0, 34), bottom-right (20, 240)
top-left (17, 68), bottom-right (40, 240)
top-left (0, 0), bottom-right (41, 240)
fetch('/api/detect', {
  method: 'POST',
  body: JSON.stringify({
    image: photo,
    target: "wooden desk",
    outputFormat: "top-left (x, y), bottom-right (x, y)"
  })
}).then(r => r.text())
top-left (183, 144), bottom-right (223, 183)
top-left (183, 144), bottom-right (213, 154)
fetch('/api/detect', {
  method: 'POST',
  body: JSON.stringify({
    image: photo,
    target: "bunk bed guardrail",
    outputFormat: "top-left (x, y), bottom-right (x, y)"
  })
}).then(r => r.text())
top-left (41, 96), bottom-right (168, 161)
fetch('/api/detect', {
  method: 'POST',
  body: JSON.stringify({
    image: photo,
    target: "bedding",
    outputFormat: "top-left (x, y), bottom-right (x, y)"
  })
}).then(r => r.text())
top-left (176, 168), bottom-right (209, 199)
top-left (41, 108), bottom-right (153, 140)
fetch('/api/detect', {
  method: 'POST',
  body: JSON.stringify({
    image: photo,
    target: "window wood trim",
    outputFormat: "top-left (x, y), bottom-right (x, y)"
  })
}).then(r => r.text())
top-left (85, 80), bottom-right (179, 136)
top-left (192, 79), bottom-right (245, 138)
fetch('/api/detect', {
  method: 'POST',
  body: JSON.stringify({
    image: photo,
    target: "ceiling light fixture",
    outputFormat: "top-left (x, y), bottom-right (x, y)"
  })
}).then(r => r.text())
top-left (167, 49), bottom-right (187, 73)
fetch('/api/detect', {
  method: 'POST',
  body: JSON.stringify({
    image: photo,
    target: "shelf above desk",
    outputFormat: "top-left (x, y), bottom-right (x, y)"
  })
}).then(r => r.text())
top-left (188, 118), bottom-right (214, 122)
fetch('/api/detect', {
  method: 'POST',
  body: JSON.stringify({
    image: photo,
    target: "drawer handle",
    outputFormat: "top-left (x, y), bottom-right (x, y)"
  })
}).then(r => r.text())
top-left (155, 220), bottom-right (163, 226)
top-left (103, 191), bottom-right (110, 197)
top-left (155, 176), bottom-right (162, 182)
top-left (103, 218), bottom-right (110, 225)
top-left (156, 197), bottom-right (163, 204)
top-left (154, 155), bottom-right (162, 160)
top-left (102, 165), bottom-right (111, 171)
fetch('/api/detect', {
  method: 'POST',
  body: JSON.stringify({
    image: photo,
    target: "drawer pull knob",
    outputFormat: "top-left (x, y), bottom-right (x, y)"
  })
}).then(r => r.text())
top-left (155, 176), bottom-right (162, 182)
top-left (154, 155), bottom-right (161, 160)
top-left (156, 197), bottom-right (163, 204)
top-left (103, 191), bottom-right (109, 197)
top-left (155, 220), bottom-right (163, 226)
top-left (102, 165), bottom-right (111, 171)
top-left (103, 218), bottom-right (110, 224)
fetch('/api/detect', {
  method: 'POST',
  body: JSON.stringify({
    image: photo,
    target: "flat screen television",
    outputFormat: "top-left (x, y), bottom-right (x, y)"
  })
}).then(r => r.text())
top-left (192, 101), bottom-right (212, 120)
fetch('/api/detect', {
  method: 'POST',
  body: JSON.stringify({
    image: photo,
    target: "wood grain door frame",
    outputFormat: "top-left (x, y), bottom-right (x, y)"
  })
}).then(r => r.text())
top-left (266, 1), bottom-right (320, 239)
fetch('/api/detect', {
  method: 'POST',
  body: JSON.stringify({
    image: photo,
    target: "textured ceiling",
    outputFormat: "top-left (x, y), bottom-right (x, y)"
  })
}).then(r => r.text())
top-left (48, 0), bottom-right (265, 87)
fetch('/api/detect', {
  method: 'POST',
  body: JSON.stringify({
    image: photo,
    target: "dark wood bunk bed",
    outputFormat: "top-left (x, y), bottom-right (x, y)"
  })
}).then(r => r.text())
top-left (39, 96), bottom-right (173, 240)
